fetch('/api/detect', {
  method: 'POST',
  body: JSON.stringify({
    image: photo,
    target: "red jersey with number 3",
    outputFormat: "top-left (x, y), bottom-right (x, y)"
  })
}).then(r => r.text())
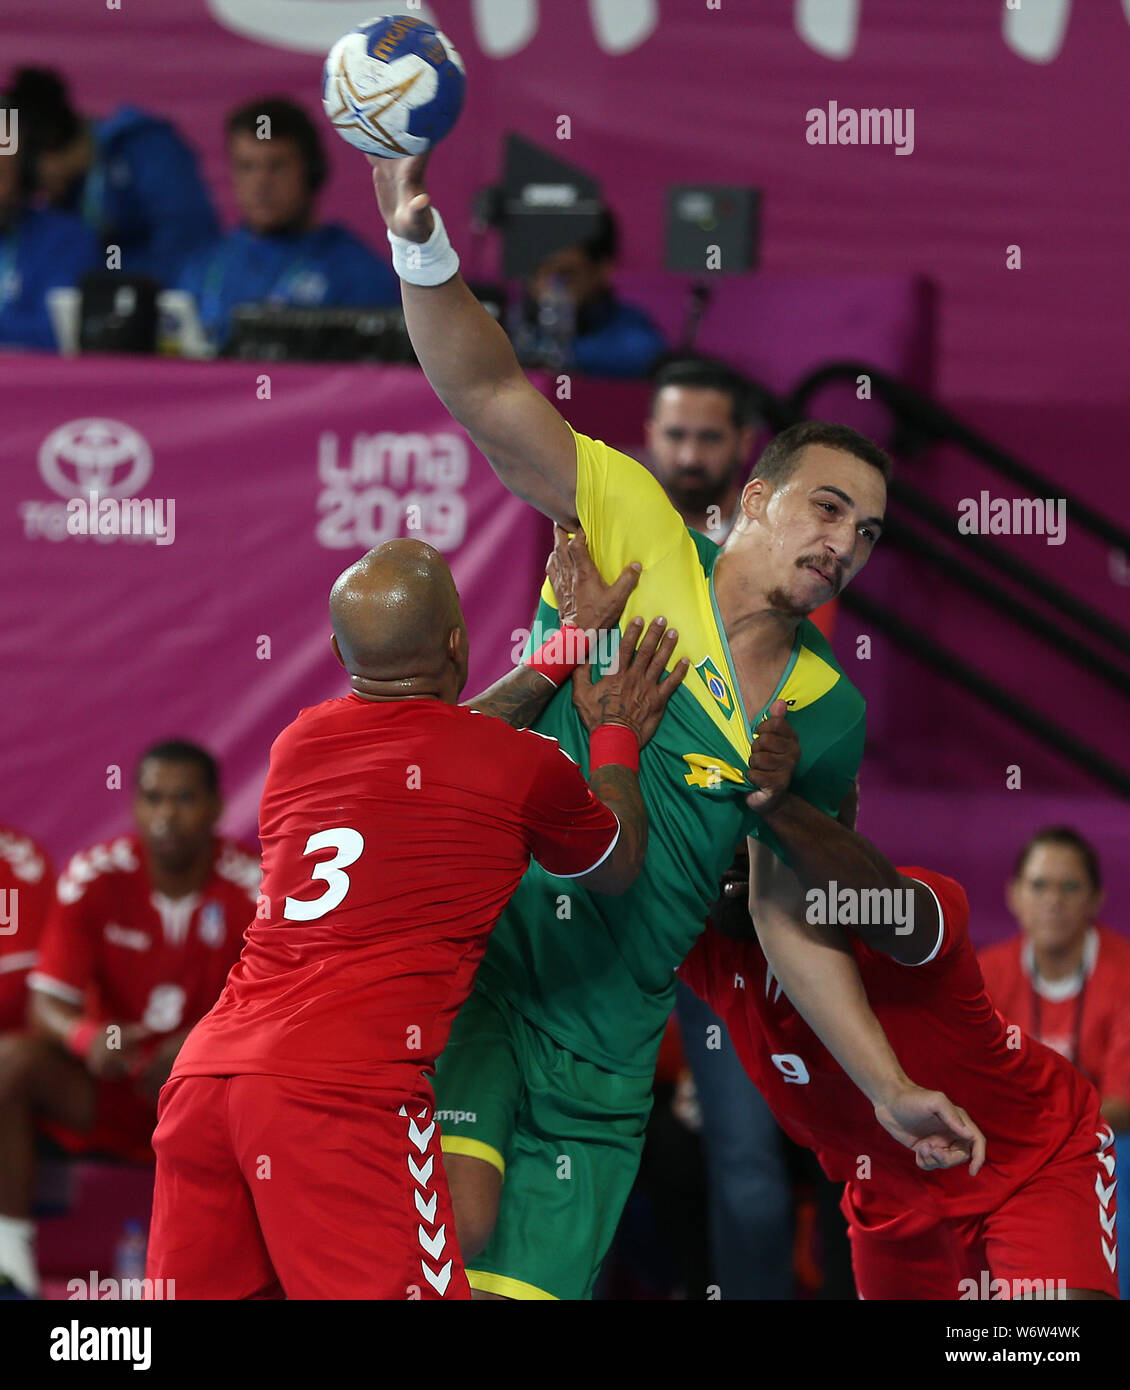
top-left (29, 834), bottom-right (259, 1048)
top-left (173, 695), bottom-right (620, 1092)
top-left (677, 867), bottom-right (1099, 1218)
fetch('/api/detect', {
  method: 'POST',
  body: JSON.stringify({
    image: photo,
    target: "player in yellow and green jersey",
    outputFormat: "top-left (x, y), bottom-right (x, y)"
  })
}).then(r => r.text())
top-left (370, 151), bottom-right (982, 1301)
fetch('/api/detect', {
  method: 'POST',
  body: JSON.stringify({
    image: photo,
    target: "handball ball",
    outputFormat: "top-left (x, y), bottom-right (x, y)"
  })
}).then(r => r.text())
top-left (322, 14), bottom-right (466, 158)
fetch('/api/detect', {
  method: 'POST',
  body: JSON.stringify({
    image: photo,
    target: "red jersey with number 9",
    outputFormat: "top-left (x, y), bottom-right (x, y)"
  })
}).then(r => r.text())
top-left (677, 867), bottom-right (1099, 1218)
top-left (173, 695), bottom-right (619, 1092)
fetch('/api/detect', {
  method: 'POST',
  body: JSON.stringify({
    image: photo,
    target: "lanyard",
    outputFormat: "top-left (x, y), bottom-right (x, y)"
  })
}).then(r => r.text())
top-left (0, 225), bottom-right (19, 302)
top-left (1030, 974), bottom-right (1087, 1072)
top-left (82, 163), bottom-right (106, 232)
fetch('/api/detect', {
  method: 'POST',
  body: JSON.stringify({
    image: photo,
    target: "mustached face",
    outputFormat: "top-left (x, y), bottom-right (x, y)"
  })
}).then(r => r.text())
top-left (731, 444), bottom-right (887, 616)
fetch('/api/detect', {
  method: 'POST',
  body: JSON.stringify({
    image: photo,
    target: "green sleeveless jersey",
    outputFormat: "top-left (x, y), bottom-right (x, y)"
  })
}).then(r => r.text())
top-left (475, 429), bottom-right (866, 1075)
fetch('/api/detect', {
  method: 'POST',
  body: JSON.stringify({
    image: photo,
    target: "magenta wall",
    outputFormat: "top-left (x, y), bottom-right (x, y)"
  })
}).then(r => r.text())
top-left (6, 0), bottom-right (1130, 406)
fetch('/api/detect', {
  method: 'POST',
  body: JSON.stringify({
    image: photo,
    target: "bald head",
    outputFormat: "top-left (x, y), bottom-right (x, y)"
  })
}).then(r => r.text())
top-left (329, 540), bottom-right (467, 694)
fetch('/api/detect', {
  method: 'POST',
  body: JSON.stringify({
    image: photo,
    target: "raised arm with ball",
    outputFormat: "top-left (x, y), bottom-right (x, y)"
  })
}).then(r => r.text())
top-left (369, 153), bottom-right (580, 527)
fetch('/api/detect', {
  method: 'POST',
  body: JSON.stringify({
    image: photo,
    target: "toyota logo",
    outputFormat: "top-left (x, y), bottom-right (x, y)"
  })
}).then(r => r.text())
top-left (38, 418), bottom-right (153, 500)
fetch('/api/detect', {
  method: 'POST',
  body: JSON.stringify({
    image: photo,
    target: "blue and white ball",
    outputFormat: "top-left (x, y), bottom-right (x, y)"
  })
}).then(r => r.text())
top-left (321, 14), bottom-right (466, 159)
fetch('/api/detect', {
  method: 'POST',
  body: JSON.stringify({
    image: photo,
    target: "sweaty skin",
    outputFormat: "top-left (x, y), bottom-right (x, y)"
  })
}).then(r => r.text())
top-left (329, 539), bottom-right (469, 702)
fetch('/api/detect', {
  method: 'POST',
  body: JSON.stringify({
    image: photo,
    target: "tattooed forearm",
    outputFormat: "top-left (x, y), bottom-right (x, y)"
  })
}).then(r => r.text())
top-left (465, 666), bottom-right (558, 729)
top-left (590, 762), bottom-right (648, 874)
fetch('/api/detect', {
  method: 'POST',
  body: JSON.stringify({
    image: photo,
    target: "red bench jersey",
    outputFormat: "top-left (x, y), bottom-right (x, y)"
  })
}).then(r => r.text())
top-left (30, 833), bottom-right (259, 1040)
top-left (174, 696), bottom-right (619, 1091)
top-left (678, 867), bottom-right (1097, 1218)
top-left (0, 824), bottom-right (55, 1031)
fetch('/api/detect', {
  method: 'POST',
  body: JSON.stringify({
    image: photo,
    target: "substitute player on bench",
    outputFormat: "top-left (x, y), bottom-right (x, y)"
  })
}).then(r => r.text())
top-left (146, 540), bottom-right (684, 1299)
top-left (369, 150), bottom-right (984, 1301)
top-left (679, 777), bottom-right (1117, 1301)
top-left (0, 744), bottom-right (257, 1300)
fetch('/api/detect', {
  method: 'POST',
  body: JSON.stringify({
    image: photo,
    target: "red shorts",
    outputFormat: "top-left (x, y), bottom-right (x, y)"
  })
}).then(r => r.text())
top-left (146, 1073), bottom-right (471, 1300)
top-left (844, 1120), bottom-right (1119, 1300)
top-left (39, 1080), bottom-right (157, 1165)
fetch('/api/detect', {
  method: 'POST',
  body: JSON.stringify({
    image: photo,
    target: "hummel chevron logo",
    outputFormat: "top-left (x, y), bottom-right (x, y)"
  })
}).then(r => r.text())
top-left (421, 1258), bottom-right (452, 1295)
top-left (1098, 1150), bottom-right (1116, 1176)
top-left (418, 1224), bottom-right (447, 1261)
top-left (408, 1117), bottom-right (436, 1152)
top-left (1095, 1174), bottom-right (1116, 1208)
top-left (408, 1154), bottom-right (434, 1185)
top-left (414, 1188), bottom-right (438, 1223)
top-left (1102, 1239), bottom-right (1117, 1273)
top-left (1097, 1127), bottom-right (1115, 1149)
top-left (1099, 1207), bottom-right (1116, 1239)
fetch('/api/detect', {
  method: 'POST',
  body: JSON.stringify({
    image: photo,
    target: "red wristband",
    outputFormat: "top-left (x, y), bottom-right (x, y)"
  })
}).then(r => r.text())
top-left (590, 722), bottom-right (640, 773)
top-left (524, 623), bottom-right (594, 687)
top-left (66, 1019), bottom-right (100, 1061)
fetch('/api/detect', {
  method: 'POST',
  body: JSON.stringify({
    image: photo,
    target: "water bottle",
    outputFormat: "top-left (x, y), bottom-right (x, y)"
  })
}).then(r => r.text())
top-left (113, 1218), bottom-right (148, 1286)
top-left (535, 274), bottom-right (576, 369)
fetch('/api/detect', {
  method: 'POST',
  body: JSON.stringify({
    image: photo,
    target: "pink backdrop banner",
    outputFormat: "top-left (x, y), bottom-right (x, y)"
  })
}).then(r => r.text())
top-left (1, 357), bottom-right (547, 864)
top-left (5, 0), bottom-right (1130, 404)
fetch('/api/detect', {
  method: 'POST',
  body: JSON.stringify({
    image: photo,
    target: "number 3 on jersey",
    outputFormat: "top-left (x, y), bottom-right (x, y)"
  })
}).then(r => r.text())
top-left (283, 828), bottom-right (365, 922)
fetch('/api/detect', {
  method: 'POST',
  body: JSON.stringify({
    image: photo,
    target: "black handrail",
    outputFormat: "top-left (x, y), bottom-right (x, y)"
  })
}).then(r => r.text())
top-left (839, 591), bottom-right (1130, 798)
top-left (791, 361), bottom-right (1130, 554)
top-left (880, 517), bottom-right (1130, 700)
top-left (888, 475), bottom-right (1130, 658)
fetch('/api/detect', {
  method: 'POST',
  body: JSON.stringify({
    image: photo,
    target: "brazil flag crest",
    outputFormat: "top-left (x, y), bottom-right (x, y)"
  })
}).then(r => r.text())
top-left (695, 655), bottom-right (735, 719)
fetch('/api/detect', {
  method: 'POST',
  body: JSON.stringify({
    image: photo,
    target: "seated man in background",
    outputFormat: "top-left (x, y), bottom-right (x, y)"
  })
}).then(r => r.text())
top-left (178, 98), bottom-right (398, 351)
top-left (0, 92), bottom-right (98, 352)
top-left (980, 827), bottom-right (1130, 1134)
top-left (0, 825), bottom-right (54, 1033)
top-left (516, 208), bottom-right (666, 378)
top-left (7, 66), bottom-right (218, 282)
top-left (0, 741), bottom-right (258, 1299)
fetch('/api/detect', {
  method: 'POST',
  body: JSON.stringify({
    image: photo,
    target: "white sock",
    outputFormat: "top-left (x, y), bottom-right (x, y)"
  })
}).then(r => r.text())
top-left (0, 1215), bottom-right (39, 1295)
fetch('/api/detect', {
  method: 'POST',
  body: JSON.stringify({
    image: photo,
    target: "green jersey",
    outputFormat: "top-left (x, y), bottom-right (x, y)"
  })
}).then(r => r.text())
top-left (475, 429), bottom-right (865, 1076)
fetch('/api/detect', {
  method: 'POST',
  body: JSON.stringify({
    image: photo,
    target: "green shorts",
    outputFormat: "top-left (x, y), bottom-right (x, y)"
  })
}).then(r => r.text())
top-left (434, 983), bottom-right (653, 1301)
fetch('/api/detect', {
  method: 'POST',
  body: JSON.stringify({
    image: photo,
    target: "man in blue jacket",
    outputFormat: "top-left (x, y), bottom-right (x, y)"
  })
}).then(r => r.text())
top-left (177, 98), bottom-right (399, 351)
top-left (0, 94), bottom-right (98, 352)
top-left (8, 66), bottom-right (217, 283)
top-left (522, 208), bottom-right (667, 378)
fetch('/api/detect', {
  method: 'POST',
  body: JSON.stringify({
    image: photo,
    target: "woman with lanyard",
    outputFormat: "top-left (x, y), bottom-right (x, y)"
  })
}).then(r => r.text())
top-left (981, 828), bottom-right (1130, 1299)
top-left (979, 826), bottom-right (1130, 1136)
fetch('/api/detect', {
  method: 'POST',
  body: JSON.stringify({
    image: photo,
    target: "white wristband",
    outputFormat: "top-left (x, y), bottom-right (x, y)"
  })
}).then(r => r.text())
top-left (387, 206), bottom-right (460, 286)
